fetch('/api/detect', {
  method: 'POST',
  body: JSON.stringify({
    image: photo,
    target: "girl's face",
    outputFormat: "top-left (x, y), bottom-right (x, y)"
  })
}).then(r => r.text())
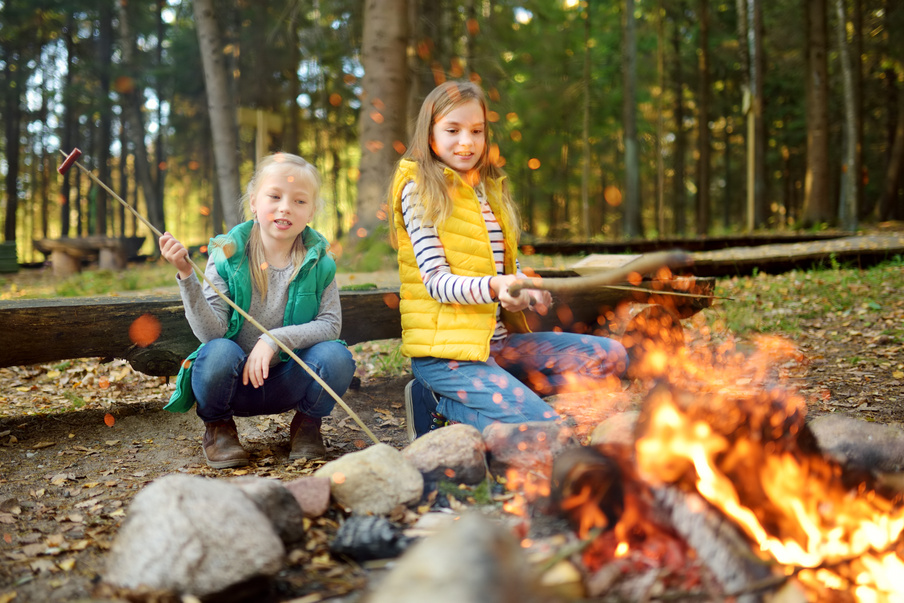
top-left (250, 168), bottom-right (316, 248)
top-left (430, 99), bottom-right (486, 176)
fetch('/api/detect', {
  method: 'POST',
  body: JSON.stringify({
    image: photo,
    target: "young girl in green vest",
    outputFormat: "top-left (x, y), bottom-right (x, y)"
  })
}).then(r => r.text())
top-left (160, 153), bottom-right (355, 468)
top-left (390, 80), bottom-right (628, 441)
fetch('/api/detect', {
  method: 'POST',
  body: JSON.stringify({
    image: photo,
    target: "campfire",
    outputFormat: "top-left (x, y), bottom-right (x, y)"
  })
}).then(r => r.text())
top-left (505, 309), bottom-right (904, 601)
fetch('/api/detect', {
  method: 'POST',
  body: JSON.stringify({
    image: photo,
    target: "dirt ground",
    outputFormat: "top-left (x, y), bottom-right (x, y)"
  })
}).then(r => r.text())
top-left (1, 276), bottom-right (903, 602)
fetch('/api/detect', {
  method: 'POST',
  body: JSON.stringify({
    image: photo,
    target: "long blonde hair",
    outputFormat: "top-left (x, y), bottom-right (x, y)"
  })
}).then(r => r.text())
top-left (396, 80), bottom-right (519, 236)
top-left (243, 153), bottom-right (324, 297)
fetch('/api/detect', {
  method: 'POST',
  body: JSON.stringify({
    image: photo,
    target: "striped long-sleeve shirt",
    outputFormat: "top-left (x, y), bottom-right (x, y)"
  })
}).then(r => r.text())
top-left (401, 179), bottom-right (516, 341)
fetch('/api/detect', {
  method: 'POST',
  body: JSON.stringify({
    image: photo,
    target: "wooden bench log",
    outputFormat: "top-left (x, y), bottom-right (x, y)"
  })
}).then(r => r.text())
top-left (33, 236), bottom-right (146, 276)
top-left (0, 276), bottom-right (714, 376)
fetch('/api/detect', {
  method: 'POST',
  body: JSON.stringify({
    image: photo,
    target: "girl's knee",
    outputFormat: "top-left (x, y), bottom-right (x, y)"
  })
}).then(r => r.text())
top-left (317, 342), bottom-right (357, 380)
top-left (198, 338), bottom-right (243, 362)
top-left (195, 339), bottom-right (244, 379)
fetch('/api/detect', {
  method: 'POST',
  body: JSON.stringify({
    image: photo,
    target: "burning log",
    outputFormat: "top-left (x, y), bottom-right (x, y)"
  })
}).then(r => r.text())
top-left (648, 487), bottom-right (776, 601)
top-left (550, 443), bottom-right (775, 600)
top-left (550, 446), bottom-right (625, 537)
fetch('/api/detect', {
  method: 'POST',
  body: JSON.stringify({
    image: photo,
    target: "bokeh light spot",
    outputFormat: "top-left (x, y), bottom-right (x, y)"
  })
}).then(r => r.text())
top-left (383, 292), bottom-right (400, 309)
top-left (604, 185), bottom-right (623, 207)
top-left (129, 314), bottom-right (161, 348)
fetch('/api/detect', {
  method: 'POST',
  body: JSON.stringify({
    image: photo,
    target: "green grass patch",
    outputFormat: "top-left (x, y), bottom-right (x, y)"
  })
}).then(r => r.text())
top-left (64, 392), bottom-right (86, 408)
top-left (708, 256), bottom-right (904, 338)
top-left (1, 260), bottom-right (195, 300)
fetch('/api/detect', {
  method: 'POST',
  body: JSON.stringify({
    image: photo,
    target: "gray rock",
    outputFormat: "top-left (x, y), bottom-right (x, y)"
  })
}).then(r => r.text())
top-left (314, 443), bottom-right (423, 515)
top-left (809, 414), bottom-right (904, 472)
top-left (104, 473), bottom-right (285, 598)
top-left (402, 423), bottom-right (487, 485)
top-left (366, 512), bottom-right (538, 603)
top-left (230, 476), bottom-right (306, 546)
top-left (284, 475), bottom-right (332, 518)
top-left (588, 410), bottom-right (639, 447)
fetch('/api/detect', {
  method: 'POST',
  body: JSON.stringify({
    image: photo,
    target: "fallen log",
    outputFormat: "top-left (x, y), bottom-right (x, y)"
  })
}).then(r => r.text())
top-left (0, 275), bottom-right (713, 376)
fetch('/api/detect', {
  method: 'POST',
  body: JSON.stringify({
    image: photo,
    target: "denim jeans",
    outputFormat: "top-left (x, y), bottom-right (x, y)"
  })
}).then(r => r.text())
top-left (411, 331), bottom-right (628, 432)
top-left (191, 338), bottom-right (356, 423)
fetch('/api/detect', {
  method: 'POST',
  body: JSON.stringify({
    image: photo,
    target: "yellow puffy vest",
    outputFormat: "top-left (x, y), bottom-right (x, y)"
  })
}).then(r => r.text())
top-left (391, 159), bottom-right (529, 362)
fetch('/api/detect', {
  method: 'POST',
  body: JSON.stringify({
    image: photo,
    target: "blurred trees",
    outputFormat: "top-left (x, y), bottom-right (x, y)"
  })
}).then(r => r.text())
top-left (1, 0), bottom-right (903, 265)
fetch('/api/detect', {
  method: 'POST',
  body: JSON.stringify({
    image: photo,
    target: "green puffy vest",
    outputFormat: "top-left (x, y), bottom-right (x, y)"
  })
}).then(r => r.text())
top-left (164, 221), bottom-right (336, 413)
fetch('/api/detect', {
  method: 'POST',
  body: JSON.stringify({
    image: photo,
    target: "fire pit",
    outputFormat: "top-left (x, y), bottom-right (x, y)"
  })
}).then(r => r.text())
top-left (502, 321), bottom-right (904, 602)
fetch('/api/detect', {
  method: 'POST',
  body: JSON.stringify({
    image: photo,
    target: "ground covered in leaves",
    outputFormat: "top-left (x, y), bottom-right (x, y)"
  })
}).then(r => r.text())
top-left (1, 263), bottom-right (903, 602)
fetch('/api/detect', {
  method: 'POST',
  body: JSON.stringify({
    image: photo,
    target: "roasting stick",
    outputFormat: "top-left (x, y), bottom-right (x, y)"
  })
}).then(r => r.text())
top-left (508, 250), bottom-right (695, 298)
top-left (58, 148), bottom-right (380, 445)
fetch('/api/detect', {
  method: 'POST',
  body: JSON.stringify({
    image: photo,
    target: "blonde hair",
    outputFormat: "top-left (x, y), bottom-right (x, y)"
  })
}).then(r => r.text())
top-left (243, 153), bottom-right (323, 297)
top-left (398, 80), bottom-right (519, 236)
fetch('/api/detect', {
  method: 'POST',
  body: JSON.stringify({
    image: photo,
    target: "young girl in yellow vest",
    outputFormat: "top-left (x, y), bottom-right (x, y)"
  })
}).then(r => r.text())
top-left (390, 80), bottom-right (628, 441)
top-left (159, 153), bottom-right (356, 468)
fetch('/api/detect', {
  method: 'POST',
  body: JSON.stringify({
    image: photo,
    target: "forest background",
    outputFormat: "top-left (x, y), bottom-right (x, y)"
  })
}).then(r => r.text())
top-left (1, 0), bottom-right (903, 268)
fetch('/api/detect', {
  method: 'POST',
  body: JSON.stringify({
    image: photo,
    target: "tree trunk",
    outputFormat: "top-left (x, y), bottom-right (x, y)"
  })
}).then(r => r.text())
top-left (852, 0), bottom-right (865, 220)
top-left (696, 0), bottom-right (711, 236)
top-left (117, 0), bottom-right (166, 241)
top-left (118, 123), bottom-right (130, 237)
top-left (834, 0), bottom-right (858, 230)
top-left (407, 0), bottom-right (441, 134)
top-left (155, 0), bottom-right (167, 216)
top-left (802, 0), bottom-right (833, 225)
top-left (95, 0), bottom-right (115, 238)
top-left (355, 0), bottom-right (409, 240)
top-left (672, 4), bottom-right (687, 237)
top-left (751, 0), bottom-right (767, 227)
top-left (622, 0), bottom-right (642, 239)
top-left (879, 93), bottom-right (904, 221)
top-left (736, 0), bottom-right (751, 230)
top-left (60, 19), bottom-right (76, 238)
top-left (878, 0), bottom-right (904, 221)
top-left (2, 46), bottom-right (23, 243)
top-left (193, 0), bottom-right (242, 230)
top-left (656, 0), bottom-right (666, 236)
top-left (581, 2), bottom-right (592, 240)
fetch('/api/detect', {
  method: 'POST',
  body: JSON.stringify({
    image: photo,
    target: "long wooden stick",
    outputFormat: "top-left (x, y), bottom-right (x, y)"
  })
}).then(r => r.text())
top-left (508, 250), bottom-right (694, 297)
top-left (60, 151), bottom-right (380, 445)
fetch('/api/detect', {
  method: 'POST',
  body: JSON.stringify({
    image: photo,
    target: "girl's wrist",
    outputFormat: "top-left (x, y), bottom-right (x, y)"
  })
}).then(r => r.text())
top-left (488, 277), bottom-right (499, 300)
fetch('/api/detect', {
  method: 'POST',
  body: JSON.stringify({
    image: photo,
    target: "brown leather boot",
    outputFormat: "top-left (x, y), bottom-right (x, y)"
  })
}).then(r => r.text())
top-left (289, 413), bottom-right (326, 460)
top-left (202, 418), bottom-right (249, 469)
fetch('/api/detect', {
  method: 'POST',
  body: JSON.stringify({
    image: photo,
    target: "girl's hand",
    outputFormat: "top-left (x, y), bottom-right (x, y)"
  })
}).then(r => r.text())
top-left (526, 289), bottom-right (553, 316)
top-left (491, 274), bottom-right (532, 312)
top-left (243, 339), bottom-right (276, 388)
top-left (491, 275), bottom-right (553, 314)
top-left (159, 232), bottom-right (194, 280)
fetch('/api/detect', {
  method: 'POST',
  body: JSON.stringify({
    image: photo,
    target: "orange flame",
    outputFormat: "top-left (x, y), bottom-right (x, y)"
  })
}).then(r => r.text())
top-left (632, 333), bottom-right (904, 601)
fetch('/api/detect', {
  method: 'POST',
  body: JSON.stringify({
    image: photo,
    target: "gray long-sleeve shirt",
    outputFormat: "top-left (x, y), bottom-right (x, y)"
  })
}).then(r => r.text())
top-left (176, 259), bottom-right (342, 356)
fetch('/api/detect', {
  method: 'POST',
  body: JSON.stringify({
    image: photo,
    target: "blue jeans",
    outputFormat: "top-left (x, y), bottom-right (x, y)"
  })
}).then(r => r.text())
top-left (191, 338), bottom-right (356, 423)
top-left (411, 331), bottom-right (628, 432)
